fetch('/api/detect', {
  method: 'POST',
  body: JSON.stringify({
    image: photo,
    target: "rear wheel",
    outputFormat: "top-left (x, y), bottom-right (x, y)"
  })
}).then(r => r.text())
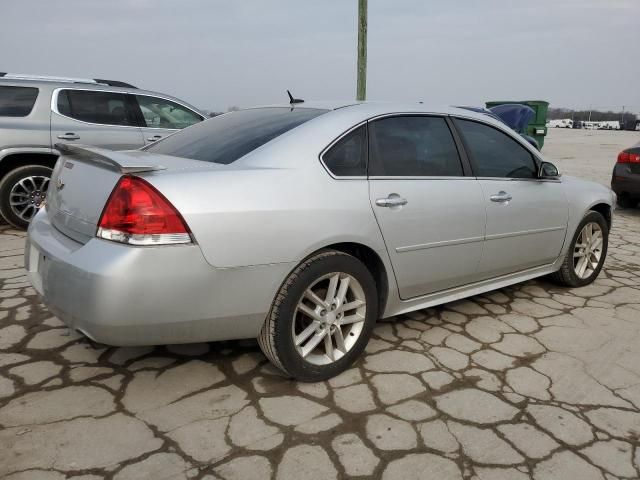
top-left (549, 211), bottom-right (608, 287)
top-left (0, 165), bottom-right (52, 229)
top-left (258, 250), bottom-right (378, 382)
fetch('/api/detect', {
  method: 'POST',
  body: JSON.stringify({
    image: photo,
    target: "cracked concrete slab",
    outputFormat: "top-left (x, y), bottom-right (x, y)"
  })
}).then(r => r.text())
top-left (1, 130), bottom-right (640, 479)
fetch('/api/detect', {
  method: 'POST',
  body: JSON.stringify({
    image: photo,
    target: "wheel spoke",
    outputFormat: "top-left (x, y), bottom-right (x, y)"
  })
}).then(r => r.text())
top-left (573, 250), bottom-right (585, 258)
top-left (324, 332), bottom-right (334, 360)
top-left (335, 276), bottom-right (350, 305)
top-left (590, 236), bottom-right (603, 252)
top-left (333, 328), bottom-right (347, 353)
top-left (300, 331), bottom-right (326, 358)
top-left (577, 256), bottom-right (588, 277)
top-left (325, 273), bottom-right (339, 304)
top-left (338, 299), bottom-right (365, 313)
top-left (304, 288), bottom-right (327, 309)
top-left (295, 322), bottom-right (318, 346)
top-left (298, 303), bottom-right (322, 321)
top-left (339, 312), bottom-right (365, 326)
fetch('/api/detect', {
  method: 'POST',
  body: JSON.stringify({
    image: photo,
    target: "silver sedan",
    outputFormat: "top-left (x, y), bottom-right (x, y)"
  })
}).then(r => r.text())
top-left (26, 101), bottom-right (615, 381)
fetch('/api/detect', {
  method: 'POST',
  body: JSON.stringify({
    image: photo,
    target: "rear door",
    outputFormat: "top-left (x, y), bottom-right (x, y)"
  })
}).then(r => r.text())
top-left (51, 89), bottom-right (144, 150)
top-left (367, 115), bottom-right (486, 299)
top-left (453, 118), bottom-right (568, 279)
top-left (132, 94), bottom-right (204, 146)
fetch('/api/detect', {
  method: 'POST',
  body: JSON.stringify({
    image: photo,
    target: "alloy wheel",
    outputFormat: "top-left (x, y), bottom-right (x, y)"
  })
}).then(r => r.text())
top-left (292, 272), bottom-right (367, 365)
top-left (573, 221), bottom-right (604, 279)
top-left (9, 175), bottom-right (49, 223)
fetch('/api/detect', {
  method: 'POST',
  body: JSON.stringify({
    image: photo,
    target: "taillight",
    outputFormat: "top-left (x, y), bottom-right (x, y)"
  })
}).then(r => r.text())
top-left (617, 151), bottom-right (640, 164)
top-left (97, 176), bottom-right (191, 246)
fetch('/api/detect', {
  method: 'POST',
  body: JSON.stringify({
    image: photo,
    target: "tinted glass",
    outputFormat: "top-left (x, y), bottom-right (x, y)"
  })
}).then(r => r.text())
top-left (323, 125), bottom-right (367, 176)
top-left (146, 107), bottom-right (327, 164)
top-left (369, 116), bottom-right (463, 176)
top-left (136, 95), bottom-right (202, 129)
top-left (455, 119), bottom-right (537, 178)
top-left (0, 86), bottom-right (38, 117)
top-left (57, 90), bottom-right (136, 126)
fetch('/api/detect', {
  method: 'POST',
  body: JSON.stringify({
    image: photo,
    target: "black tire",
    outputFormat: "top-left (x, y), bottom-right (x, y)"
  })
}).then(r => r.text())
top-left (549, 211), bottom-right (608, 287)
top-left (258, 250), bottom-right (378, 382)
top-left (0, 165), bottom-right (52, 229)
top-left (616, 193), bottom-right (636, 209)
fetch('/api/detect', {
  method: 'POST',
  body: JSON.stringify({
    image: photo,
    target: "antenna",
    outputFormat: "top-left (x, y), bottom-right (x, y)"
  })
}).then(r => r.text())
top-left (287, 90), bottom-right (304, 104)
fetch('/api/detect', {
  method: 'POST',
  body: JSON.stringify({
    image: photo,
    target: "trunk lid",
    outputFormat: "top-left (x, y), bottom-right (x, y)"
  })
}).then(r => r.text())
top-left (46, 144), bottom-right (204, 243)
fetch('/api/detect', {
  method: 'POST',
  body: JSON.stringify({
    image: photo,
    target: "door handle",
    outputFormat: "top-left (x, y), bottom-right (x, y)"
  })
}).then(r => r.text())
top-left (490, 191), bottom-right (513, 203)
top-left (376, 194), bottom-right (408, 208)
top-left (147, 135), bottom-right (162, 142)
top-left (57, 133), bottom-right (80, 140)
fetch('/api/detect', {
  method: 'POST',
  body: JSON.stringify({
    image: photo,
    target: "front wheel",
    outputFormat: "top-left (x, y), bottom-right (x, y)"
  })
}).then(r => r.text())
top-left (0, 165), bottom-right (52, 229)
top-left (549, 211), bottom-right (608, 287)
top-left (258, 250), bottom-right (378, 382)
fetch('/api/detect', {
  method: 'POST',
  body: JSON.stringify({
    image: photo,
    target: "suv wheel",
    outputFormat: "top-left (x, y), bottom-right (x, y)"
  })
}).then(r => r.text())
top-left (258, 250), bottom-right (378, 382)
top-left (0, 165), bottom-right (52, 229)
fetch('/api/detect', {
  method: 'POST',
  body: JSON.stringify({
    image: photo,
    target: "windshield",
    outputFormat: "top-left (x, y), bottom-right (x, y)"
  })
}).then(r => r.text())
top-left (145, 107), bottom-right (328, 164)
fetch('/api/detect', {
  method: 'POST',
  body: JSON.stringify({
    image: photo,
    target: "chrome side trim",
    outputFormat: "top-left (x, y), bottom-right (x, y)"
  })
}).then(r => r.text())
top-left (370, 176), bottom-right (474, 181)
top-left (396, 236), bottom-right (484, 253)
top-left (485, 225), bottom-right (566, 241)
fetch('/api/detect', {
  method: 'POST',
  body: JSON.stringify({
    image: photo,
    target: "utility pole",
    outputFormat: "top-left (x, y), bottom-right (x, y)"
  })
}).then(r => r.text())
top-left (356, 0), bottom-right (368, 101)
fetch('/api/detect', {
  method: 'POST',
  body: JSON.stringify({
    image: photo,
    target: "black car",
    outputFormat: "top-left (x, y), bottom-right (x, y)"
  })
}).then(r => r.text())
top-left (612, 141), bottom-right (640, 208)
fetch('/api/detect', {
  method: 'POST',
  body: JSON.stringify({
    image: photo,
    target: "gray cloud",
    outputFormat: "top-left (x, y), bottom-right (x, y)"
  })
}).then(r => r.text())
top-left (1, 0), bottom-right (638, 112)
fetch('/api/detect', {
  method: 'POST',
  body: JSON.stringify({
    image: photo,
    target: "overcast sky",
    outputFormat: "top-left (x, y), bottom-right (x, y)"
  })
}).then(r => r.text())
top-left (2, 0), bottom-right (639, 113)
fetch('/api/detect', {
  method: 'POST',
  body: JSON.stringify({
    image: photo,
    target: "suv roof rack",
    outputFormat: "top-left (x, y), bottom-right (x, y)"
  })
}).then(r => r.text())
top-left (0, 73), bottom-right (136, 89)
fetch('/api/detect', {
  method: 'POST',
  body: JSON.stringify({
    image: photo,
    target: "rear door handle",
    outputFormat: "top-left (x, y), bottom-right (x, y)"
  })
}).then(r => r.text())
top-left (490, 191), bottom-right (513, 203)
top-left (147, 135), bottom-right (162, 142)
top-left (57, 133), bottom-right (80, 140)
top-left (376, 194), bottom-right (408, 208)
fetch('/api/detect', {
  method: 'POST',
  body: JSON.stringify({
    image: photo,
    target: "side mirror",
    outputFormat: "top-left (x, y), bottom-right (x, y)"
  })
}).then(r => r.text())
top-left (539, 161), bottom-right (560, 179)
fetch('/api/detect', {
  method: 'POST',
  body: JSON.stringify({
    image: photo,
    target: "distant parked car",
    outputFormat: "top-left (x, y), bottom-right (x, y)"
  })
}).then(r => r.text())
top-left (548, 119), bottom-right (573, 129)
top-left (26, 101), bottom-right (615, 381)
top-left (611, 141), bottom-right (640, 208)
top-left (0, 73), bottom-right (206, 228)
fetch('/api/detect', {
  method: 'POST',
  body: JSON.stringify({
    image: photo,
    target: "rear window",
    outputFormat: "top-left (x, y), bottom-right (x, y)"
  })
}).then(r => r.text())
top-left (0, 86), bottom-right (38, 117)
top-left (145, 107), bottom-right (327, 164)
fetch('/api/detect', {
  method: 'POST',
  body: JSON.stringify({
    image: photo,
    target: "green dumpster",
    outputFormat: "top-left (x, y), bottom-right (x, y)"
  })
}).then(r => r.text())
top-left (485, 100), bottom-right (549, 149)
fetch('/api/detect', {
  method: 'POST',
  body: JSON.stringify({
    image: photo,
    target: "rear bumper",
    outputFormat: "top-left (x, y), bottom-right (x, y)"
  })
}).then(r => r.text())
top-left (611, 167), bottom-right (640, 196)
top-left (26, 209), bottom-right (294, 346)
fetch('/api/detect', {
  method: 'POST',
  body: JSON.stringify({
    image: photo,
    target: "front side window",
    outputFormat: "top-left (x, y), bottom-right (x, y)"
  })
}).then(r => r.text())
top-left (0, 86), bottom-right (38, 117)
top-left (368, 116), bottom-right (463, 176)
top-left (454, 118), bottom-right (538, 179)
top-left (135, 95), bottom-right (202, 129)
top-left (57, 90), bottom-right (136, 126)
top-left (322, 125), bottom-right (367, 176)
top-left (146, 107), bottom-right (327, 164)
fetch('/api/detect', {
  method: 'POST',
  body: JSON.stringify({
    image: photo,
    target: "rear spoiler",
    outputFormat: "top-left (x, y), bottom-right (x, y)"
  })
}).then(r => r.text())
top-left (55, 144), bottom-right (166, 174)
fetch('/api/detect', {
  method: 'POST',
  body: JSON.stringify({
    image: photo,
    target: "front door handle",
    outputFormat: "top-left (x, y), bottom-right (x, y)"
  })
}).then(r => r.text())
top-left (57, 133), bottom-right (80, 140)
top-left (376, 194), bottom-right (408, 208)
top-left (147, 135), bottom-right (162, 142)
top-left (490, 191), bottom-right (513, 203)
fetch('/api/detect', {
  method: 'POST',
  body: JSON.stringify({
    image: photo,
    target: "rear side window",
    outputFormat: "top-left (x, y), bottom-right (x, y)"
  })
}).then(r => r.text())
top-left (0, 86), bottom-right (38, 117)
top-left (135, 95), bottom-right (202, 129)
top-left (146, 107), bottom-right (327, 164)
top-left (454, 118), bottom-right (537, 179)
top-left (369, 116), bottom-right (463, 176)
top-left (322, 125), bottom-right (367, 176)
top-left (57, 89), bottom-right (137, 126)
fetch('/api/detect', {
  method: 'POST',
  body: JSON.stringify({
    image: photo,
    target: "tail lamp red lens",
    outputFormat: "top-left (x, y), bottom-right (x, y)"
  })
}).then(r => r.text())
top-left (617, 151), bottom-right (640, 164)
top-left (97, 176), bottom-right (191, 245)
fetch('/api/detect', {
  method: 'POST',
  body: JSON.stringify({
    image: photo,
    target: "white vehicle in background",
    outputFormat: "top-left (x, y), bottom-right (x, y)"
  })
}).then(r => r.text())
top-left (583, 121), bottom-right (600, 130)
top-left (547, 119), bottom-right (573, 129)
top-left (599, 121), bottom-right (621, 130)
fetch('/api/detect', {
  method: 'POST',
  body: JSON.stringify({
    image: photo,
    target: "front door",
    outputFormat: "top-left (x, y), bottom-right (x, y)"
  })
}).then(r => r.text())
top-left (453, 118), bottom-right (568, 278)
top-left (368, 115), bottom-right (486, 299)
top-left (51, 88), bottom-right (144, 150)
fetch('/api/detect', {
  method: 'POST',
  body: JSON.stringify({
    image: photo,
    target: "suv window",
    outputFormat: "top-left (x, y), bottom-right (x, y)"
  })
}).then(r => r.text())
top-left (322, 125), bottom-right (367, 176)
top-left (0, 86), bottom-right (38, 117)
top-left (368, 116), bottom-right (463, 176)
top-left (135, 95), bottom-right (202, 129)
top-left (146, 107), bottom-right (327, 165)
top-left (454, 118), bottom-right (538, 179)
top-left (57, 89), bottom-right (136, 126)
